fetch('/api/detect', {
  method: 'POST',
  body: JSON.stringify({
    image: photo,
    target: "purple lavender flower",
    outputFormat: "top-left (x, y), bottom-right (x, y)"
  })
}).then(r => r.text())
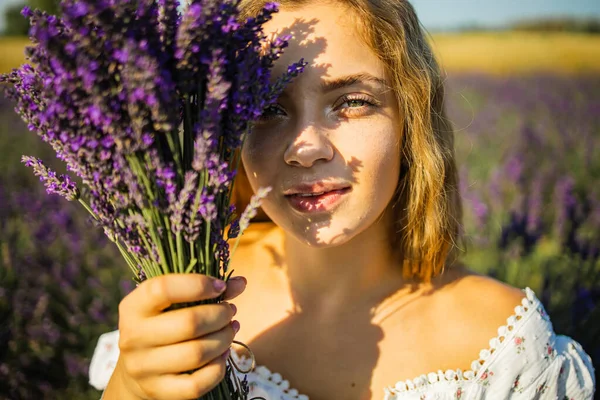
top-left (238, 187), bottom-right (272, 234)
top-left (228, 219), bottom-right (240, 240)
top-left (170, 171), bottom-right (198, 234)
top-left (21, 156), bottom-right (79, 201)
top-left (2, 2), bottom-right (306, 396)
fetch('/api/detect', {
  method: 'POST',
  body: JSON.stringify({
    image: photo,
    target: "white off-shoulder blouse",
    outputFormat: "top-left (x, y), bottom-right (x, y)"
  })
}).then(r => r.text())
top-left (90, 287), bottom-right (596, 399)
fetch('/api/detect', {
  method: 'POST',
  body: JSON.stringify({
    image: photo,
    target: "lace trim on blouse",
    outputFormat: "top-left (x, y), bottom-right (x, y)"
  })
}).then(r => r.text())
top-left (231, 350), bottom-right (308, 400)
top-left (231, 287), bottom-right (539, 398)
top-left (91, 286), bottom-right (595, 399)
top-left (385, 286), bottom-right (538, 394)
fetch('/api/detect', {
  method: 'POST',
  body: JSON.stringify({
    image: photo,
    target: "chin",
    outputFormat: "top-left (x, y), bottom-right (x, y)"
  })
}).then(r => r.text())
top-left (298, 225), bottom-right (353, 247)
top-left (275, 210), bottom-right (367, 248)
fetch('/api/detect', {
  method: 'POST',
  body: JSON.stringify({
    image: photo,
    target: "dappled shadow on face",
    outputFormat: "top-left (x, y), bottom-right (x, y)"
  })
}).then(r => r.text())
top-left (311, 156), bottom-right (362, 246)
top-left (244, 17), bottom-right (376, 398)
top-left (262, 18), bottom-right (350, 247)
top-left (240, 16), bottom-right (476, 395)
top-left (260, 155), bottom-right (363, 265)
top-left (244, 16), bottom-right (383, 398)
top-left (265, 17), bottom-right (328, 78)
top-left (238, 14), bottom-right (467, 399)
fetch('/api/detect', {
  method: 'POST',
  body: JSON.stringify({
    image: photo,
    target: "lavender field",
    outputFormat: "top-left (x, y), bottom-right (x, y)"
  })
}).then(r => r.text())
top-left (0, 72), bottom-right (599, 398)
top-left (447, 75), bottom-right (600, 352)
top-left (0, 94), bottom-right (132, 399)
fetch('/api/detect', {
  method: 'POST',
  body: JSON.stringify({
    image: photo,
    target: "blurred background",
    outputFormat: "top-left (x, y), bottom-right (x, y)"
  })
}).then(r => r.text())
top-left (0, 0), bottom-right (599, 399)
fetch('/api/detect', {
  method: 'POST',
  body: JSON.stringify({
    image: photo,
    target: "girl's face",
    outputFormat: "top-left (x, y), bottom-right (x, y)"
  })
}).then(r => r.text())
top-left (241, 2), bottom-right (402, 247)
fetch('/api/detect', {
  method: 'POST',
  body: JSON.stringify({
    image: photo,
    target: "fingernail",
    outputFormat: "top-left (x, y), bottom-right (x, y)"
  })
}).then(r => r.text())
top-left (232, 320), bottom-right (240, 334)
top-left (213, 279), bottom-right (226, 292)
top-left (230, 276), bottom-right (247, 285)
top-left (230, 303), bottom-right (237, 316)
top-left (221, 348), bottom-right (231, 361)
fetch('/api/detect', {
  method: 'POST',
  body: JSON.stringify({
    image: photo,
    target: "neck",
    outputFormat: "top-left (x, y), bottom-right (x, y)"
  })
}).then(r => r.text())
top-left (279, 212), bottom-right (420, 320)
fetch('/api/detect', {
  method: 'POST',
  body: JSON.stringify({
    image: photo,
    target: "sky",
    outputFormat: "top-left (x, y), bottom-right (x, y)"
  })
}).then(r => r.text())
top-left (1, 0), bottom-right (600, 33)
top-left (411, 0), bottom-right (600, 31)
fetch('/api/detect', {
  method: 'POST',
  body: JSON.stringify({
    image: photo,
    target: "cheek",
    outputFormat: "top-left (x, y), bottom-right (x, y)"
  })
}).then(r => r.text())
top-left (240, 131), bottom-right (286, 209)
top-left (342, 124), bottom-right (401, 198)
top-left (241, 133), bottom-right (271, 189)
top-left (374, 138), bottom-right (401, 192)
top-left (240, 138), bottom-right (286, 224)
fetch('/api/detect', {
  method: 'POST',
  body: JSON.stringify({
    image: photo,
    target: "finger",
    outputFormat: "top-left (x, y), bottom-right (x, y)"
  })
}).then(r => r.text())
top-left (180, 350), bottom-right (231, 399)
top-left (141, 349), bottom-right (230, 400)
top-left (121, 274), bottom-right (227, 318)
top-left (128, 321), bottom-right (238, 376)
top-left (137, 302), bottom-right (236, 347)
top-left (222, 276), bottom-right (247, 301)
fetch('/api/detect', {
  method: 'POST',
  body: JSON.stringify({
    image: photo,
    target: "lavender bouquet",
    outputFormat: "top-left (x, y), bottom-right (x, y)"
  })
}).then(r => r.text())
top-left (0, 0), bottom-right (305, 398)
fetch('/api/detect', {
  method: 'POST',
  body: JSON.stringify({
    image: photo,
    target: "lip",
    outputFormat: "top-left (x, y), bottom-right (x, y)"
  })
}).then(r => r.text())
top-left (283, 181), bottom-right (352, 196)
top-left (285, 187), bottom-right (351, 213)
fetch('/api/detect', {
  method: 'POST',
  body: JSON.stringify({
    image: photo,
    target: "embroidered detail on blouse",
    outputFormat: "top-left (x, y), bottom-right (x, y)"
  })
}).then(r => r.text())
top-left (385, 287), bottom-right (537, 395)
top-left (543, 342), bottom-right (558, 361)
top-left (511, 373), bottom-right (524, 393)
top-left (514, 335), bottom-right (526, 354)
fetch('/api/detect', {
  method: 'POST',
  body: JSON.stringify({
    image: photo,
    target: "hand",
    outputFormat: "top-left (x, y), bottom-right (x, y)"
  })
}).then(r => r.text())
top-left (109, 274), bottom-right (246, 400)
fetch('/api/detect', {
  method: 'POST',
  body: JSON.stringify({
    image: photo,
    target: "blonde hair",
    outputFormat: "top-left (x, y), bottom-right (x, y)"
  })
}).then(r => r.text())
top-left (233, 0), bottom-right (463, 282)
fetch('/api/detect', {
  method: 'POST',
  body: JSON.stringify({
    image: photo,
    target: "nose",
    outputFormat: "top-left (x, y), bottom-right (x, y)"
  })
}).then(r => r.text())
top-left (283, 123), bottom-right (334, 168)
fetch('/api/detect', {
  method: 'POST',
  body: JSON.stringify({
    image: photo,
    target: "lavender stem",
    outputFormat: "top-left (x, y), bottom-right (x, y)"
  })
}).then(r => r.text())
top-left (166, 129), bottom-right (184, 179)
top-left (116, 241), bottom-right (141, 277)
top-left (177, 230), bottom-right (185, 274)
top-left (77, 198), bottom-right (98, 221)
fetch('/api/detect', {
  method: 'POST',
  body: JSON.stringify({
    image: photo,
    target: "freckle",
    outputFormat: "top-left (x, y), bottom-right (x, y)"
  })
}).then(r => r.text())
top-left (351, 382), bottom-right (356, 387)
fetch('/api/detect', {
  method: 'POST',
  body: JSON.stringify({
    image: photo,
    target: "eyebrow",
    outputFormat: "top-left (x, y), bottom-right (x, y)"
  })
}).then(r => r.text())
top-left (319, 73), bottom-right (389, 93)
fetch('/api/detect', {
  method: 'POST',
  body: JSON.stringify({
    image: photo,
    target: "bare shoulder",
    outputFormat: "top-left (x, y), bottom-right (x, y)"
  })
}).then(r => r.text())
top-left (428, 271), bottom-right (527, 370)
top-left (446, 271), bottom-right (526, 311)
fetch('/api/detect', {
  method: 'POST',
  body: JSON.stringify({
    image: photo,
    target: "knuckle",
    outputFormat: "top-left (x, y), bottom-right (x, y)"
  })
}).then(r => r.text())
top-left (192, 341), bottom-right (208, 365)
top-left (123, 356), bottom-right (143, 378)
top-left (188, 379), bottom-right (209, 399)
top-left (147, 276), bottom-right (169, 303)
top-left (140, 382), bottom-right (159, 400)
top-left (183, 311), bottom-right (202, 338)
top-left (118, 297), bottom-right (136, 323)
top-left (191, 304), bottom-right (225, 335)
top-left (182, 322), bottom-right (198, 341)
top-left (129, 363), bottom-right (145, 379)
top-left (197, 276), bottom-right (213, 295)
top-left (118, 330), bottom-right (136, 351)
top-left (186, 357), bottom-right (227, 398)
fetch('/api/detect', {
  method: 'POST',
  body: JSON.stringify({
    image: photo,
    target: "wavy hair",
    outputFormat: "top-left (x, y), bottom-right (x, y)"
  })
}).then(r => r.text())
top-left (233, 0), bottom-right (463, 282)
